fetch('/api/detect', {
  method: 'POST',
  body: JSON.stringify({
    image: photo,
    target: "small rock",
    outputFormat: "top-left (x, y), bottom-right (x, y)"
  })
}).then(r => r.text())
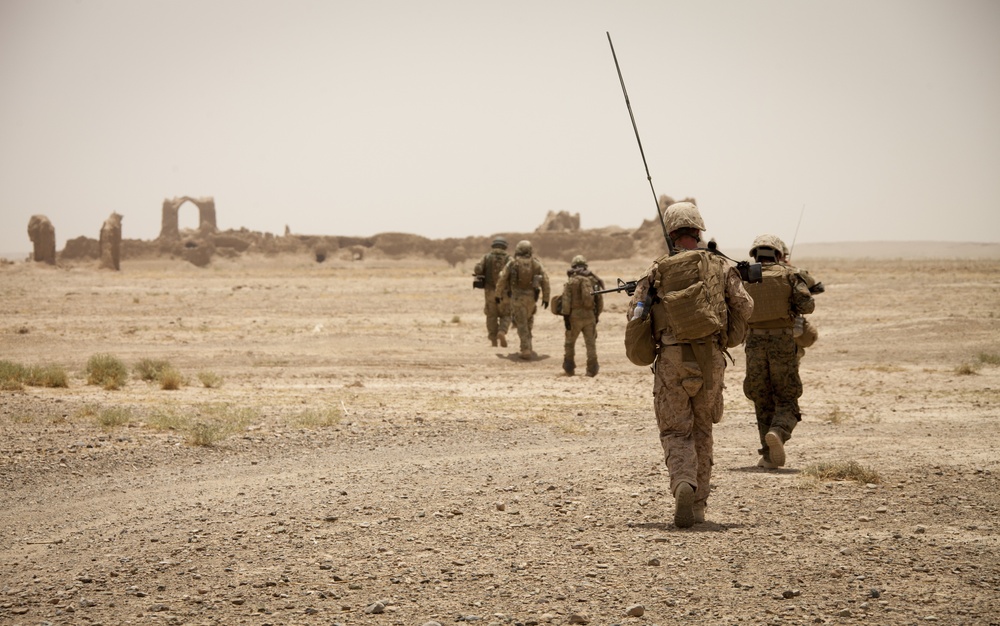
top-left (495, 502), bottom-right (506, 511)
top-left (422, 622), bottom-right (443, 626)
top-left (626, 604), bottom-right (645, 617)
top-left (568, 614), bottom-right (590, 624)
top-left (869, 588), bottom-right (882, 598)
top-left (838, 608), bottom-right (852, 617)
top-left (364, 601), bottom-right (385, 614)
top-left (646, 557), bottom-right (660, 566)
top-left (915, 525), bottom-right (927, 534)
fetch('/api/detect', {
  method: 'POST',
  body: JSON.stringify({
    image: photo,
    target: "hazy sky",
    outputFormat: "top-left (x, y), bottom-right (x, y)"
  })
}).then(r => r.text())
top-left (2, 0), bottom-right (998, 256)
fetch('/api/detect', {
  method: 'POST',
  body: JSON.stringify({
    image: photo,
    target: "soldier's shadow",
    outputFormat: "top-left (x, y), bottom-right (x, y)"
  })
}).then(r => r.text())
top-left (496, 352), bottom-right (552, 362)
top-left (731, 466), bottom-right (801, 475)
top-left (631, 521), bottom-right (743, 532)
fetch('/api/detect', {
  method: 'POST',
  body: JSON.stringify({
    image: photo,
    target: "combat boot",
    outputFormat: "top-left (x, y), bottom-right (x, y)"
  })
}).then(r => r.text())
top-left (520, 348), bottom-right (532, 360)
top-left (491, 336), bottom-right (498, 347)
top-left (757, 456), bottom-right (779, 469)
top-left (497, 332), bottom-right (507, 348)
top-left (562, 360), bottom-right (575, 376)
top-left (673, 482), bottom-right (695, 528)
top-left (586, 362), bottom-right (599, 377)
top-left (693, 503), bottom-right (706, 524)
top-left (765, 429), bottom-right (786, 467)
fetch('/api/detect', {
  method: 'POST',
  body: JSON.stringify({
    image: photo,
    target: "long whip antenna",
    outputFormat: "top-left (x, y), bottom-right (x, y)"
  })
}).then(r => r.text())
top-left (607, 32), bottom-right (674, 254)
top-left (789, 203), bottom-right (806, 259)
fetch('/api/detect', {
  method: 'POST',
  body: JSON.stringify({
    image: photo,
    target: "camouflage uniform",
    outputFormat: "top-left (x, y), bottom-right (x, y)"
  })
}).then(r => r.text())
top-left (496, 240), bottom-right (551, 359)
top-left (743, 235), bottom-right (815, 468)
top-left (627, 202), bottom-right (754, 527)
top-left (473, 238), bottom-right (512, 347)
top-left (560, 255), bottom-right (604, 376)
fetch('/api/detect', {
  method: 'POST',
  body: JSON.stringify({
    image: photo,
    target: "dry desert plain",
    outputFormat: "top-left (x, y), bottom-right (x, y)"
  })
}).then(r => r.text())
top-left (1, 246), bottom-right (999, 626)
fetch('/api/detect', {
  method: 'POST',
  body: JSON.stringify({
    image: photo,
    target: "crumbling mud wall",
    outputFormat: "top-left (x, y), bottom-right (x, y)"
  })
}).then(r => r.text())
top-left (158, 196), bottom-right (217, 240)
top-left (99, 212), bottom-right (123, 270)
top-left (536, 210), bottom-right (581, 232)
top-left (27, 215), bottom-right (56, 264)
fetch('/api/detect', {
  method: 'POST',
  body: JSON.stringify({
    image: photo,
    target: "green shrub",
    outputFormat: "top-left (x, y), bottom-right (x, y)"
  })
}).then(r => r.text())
top-left (25, 364), bottom-right (68, 388)
top-left (86, 353), bottom-right (129, 390)
top-left (197, 370), bottom-right (223, 388)
top-left (290, 407), bottom-right (342, 429)
top-left (135, 358), bottom-right (172, 382)
top-left (97, 406), bottom-right (132, 428)
top-left (977, 351), bottom-right (1000, 366)
top-left (158, 367), bottom-right (184, 390)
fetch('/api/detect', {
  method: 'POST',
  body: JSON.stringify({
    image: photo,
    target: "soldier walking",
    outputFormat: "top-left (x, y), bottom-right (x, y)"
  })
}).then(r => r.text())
top-left (473, 237), bottom-right (512, 347)
top-left (496, 240), bottom-right (550, 360)
top-left (556, 255), bottom-right (604, 376)
top-left (742, 234), bottom-right (816, 469)
top-left (625, 202), bottom-right (753, 527)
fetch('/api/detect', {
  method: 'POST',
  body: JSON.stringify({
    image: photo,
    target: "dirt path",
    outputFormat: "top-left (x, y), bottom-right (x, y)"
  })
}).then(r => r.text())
top-left (1, 255), bottom-right (998, 625)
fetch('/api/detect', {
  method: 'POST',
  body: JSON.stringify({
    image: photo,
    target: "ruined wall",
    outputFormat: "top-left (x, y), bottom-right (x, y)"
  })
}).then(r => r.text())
top-left (99, 212), bottom-right (123, 270)
top-left (27, 215), bottom-right (56, 264)
top-left (159, 196), bottom-right (217, 240)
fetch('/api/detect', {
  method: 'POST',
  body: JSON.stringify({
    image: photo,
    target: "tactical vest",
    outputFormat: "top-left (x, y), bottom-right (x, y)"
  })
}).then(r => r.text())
top-left (649, 250), bottom-right (728, 342)
top-left (510, 256), bottom-right (537, 290)
top-left (482, 251), bottom-right (507, 288)
top-left (745, 264), bottom-right (794, 324)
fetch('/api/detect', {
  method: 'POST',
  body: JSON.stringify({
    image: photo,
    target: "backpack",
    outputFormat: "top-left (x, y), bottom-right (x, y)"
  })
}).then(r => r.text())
top-left (745, 265), bottom-right (794, 324)
top-left (481, 251), bottom-right (507, 289)
top-left (511, 256), bottom-right (537, 290)
top-left (649, 250), bottom-right (728, 342)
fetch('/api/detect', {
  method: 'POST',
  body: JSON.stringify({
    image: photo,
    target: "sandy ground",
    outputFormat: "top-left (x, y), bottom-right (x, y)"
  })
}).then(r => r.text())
top-left (1, 251), bottom-right (999, 626)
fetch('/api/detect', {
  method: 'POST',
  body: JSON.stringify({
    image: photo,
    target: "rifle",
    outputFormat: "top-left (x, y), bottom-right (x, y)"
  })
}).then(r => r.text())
top-left (706, 240), bottom-right (762, 283)
top-left (593, 278), bottom-right (639, 297)
top-left (607, 32), bottom-right (675, 256)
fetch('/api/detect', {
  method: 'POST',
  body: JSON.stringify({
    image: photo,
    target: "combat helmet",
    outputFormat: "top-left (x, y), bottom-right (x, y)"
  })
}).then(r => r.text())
top-left (492, 236), bottom-right (508, 250)
top-left (749, 234), bottom-right (787, 260)
top-left (662, 201), bottom-right (706, 235)
top-left (571, 254), bottom-right (587, 268)
top-left (515, 240), bottom-right (533, 257)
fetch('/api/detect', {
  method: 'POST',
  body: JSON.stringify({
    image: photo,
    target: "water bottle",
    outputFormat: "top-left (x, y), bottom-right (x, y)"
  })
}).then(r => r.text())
top-left (631, 301), bottom-right (645, 321)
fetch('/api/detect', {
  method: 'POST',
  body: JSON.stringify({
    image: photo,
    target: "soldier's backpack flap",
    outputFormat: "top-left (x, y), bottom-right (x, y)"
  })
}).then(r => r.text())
top-left (661, 281), bottom-right (724, 341)
top-left (512, 256), bottom-right (535, 290)
top-left (624, 315), bottom-right (656, 367)
top-left (653, 251), bottom-right (725, 342)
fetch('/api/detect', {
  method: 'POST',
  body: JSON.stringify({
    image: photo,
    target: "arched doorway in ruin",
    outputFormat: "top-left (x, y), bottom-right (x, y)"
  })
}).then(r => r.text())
top-left (158, 196), bottom-right (217, 240)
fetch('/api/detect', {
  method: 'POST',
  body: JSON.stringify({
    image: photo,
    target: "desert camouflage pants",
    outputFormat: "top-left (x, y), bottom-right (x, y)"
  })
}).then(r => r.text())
top-left (482, 287), bottom-right (511, 341)
top-left (743, 333), bottom-right (802, 460)
top-left (653, 344), bottom-right (726, 510)
top-left (563, 310), bottom-right (597, 372)
top-left (509, 289), bottom-right (537, 353)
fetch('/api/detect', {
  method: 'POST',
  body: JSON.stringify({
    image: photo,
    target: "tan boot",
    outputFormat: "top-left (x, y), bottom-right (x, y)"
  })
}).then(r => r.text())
top-left (673, 482), bottom-right (695, 528)
top-left (765, 430), bottom-right (785, 467)
top-left (757, 456), bottom-right (779, 469)
top-left (497, 332), bottom-right (507, 348)
top-left (491, 337), bottom-right (498, 347)
top-left (693, 504), bottom-right (706, 524)
top-left (519, 348), bottom-right (532, 360)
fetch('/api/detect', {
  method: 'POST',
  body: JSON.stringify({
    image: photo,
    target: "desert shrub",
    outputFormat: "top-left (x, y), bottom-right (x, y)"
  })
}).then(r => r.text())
top-left (0, 360), bottom-right (27, 390)
top-left (290, 407), bottom-right (342, 429)
top-left (135, 358), bottom-right (172, 382)
top-left (188, 422), bottom-right (226, 446)
top-left (97, 406), bottom-right (132, 429)
top-left (147, 408), bottom-right (188, 431)
top-left (954, 363), bottom-right (979, 376)
top-left (158, 367), bottom-right (184, 390)
top-left (0, 360), bottom-right (69, 389)
top-left (977, 351), bottom-right (1000, 366)
top-left (824, 406), bottom-right (846, 424)
top-left (197, 370), bottom-right (223, 388)
top-left (803, 461), bottom-right (882, 485)
top-left (25, 364), bottom-right (69, 388)
top-left (86, 353), bottom-right (129, 390)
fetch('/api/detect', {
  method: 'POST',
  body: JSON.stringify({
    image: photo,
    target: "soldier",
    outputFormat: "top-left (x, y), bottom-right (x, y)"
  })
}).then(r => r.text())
top-left (780, 241), bottom-right (823, 360)
top-left (625, 202), bottom-right (754, 527)
top-left (557, 255), bottom-right (604, 377)
top-left (496, 240), bottom-right (550, 360)
top-left (742, 234), bottom-right (816, 469)
top-left (473, 237), bottom-right (512, 347)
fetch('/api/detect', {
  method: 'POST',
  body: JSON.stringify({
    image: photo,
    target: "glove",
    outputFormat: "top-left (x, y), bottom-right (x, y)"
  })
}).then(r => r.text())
top-left (542, 300), bottom-right (549, 309)
top-left (495, 297), bottom-right (501, 304)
